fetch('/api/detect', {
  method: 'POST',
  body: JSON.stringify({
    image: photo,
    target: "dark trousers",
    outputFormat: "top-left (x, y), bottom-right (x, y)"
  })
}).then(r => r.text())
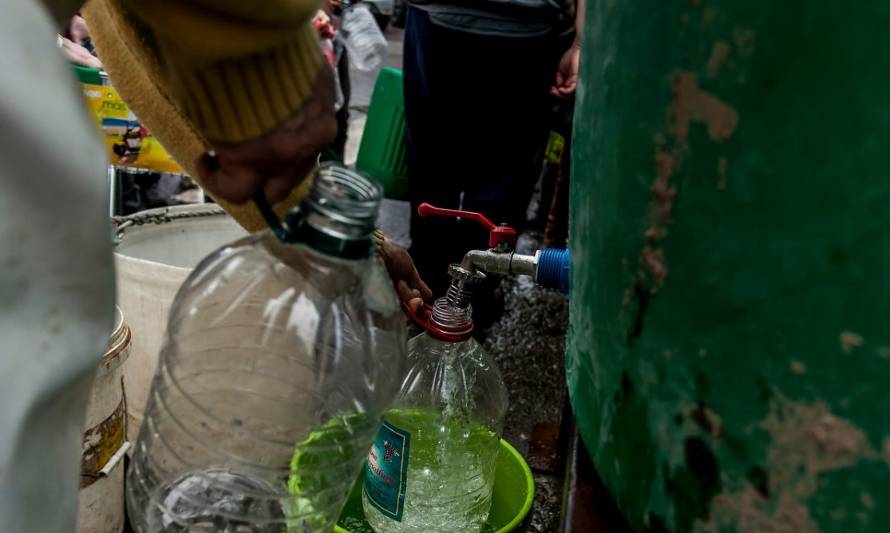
top-left (332, 39), bottom-right (352, 159)
top-left (403, 6), bottom-right (558, 295)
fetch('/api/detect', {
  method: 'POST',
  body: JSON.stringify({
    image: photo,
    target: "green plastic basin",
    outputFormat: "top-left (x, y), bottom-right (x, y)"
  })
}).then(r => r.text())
top-left (335, 439), bottom-right (535, 533)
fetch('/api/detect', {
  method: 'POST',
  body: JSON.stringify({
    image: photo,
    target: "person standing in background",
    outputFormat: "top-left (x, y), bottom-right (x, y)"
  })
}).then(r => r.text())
top-left (404, 0), bottom-right (584, 299)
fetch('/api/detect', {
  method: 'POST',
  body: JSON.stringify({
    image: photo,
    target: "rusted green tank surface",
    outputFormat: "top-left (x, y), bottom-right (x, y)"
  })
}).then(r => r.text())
top-left (567, 1), bottom-right (890, 531)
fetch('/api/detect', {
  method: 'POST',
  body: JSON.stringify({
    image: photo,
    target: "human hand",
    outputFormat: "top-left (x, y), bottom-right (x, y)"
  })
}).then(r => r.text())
top-left (59, 36), bottom-right (102, 69)
top-left (374, 231), bottom-right (433, 312)
top-left (196, 66), bottom-right (337, 205)
top-left (68, 15), bottom-right (90, 44)
top-left (314, 10), bottom-right (335, 39)
top-left (550, 42), bottom-right (580, 98)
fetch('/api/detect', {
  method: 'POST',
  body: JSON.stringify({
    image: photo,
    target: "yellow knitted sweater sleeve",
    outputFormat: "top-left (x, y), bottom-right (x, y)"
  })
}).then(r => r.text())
top-left (121, 0), bottom-right (324, 143)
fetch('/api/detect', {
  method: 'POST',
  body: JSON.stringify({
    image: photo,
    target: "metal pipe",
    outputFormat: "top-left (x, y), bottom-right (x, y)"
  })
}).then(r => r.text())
top-left (510, 251), bottom-right (539, 277)
top-left (459, 249), bottom-right (539, 278)
top-left (460, 249), bottom-right (509, 276)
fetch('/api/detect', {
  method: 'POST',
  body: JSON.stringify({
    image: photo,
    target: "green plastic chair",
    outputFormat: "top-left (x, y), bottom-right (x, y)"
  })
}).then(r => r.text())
top-left (355, 67), bottom-right (409, 200)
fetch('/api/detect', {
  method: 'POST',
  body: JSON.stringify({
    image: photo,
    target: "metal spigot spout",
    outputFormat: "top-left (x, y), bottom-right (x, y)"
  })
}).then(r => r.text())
top-left (458, 248), bottom-right (571, 295)
top-left (459, 249), bottom-right (538, 278)
top-left (415, 201), bottom-right (569, 295)
top-left (444, 265), bottom-right (486, 309)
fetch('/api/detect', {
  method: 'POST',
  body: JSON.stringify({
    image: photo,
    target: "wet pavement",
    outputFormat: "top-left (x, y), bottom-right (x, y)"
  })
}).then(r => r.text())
top-left (478, 233), bottom-right (569, 533)
top-left (480, 236), bottom-right (568, 451)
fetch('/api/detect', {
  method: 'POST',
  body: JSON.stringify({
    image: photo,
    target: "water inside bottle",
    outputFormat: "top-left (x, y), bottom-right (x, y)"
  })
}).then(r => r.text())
top-left (363, 408), bottom-right (499, 533)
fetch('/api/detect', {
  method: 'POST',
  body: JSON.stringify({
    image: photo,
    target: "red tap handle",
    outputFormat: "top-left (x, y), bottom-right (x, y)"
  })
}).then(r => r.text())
top-left (417, 203), bottom-right (517, 249)
top-left (417, 203), bottom-right (497, 230)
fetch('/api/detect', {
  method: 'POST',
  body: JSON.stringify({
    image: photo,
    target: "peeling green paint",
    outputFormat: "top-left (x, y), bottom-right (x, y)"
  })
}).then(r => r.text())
top-left (568, 1), bottom-right (890, 531)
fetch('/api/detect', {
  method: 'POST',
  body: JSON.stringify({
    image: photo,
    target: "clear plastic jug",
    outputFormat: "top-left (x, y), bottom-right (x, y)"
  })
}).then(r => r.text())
top-left (362, 270), bottom-right (508, 533)
top-left (127, 164), bottom-right (407, 532)
top-left (340, 3), bottom-right (388, 72)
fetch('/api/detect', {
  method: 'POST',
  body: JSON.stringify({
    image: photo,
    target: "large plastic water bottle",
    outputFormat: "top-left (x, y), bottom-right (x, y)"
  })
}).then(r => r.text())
top-left (127, 164), bottom-right (407, 532)
top-left (340, 2), bottom-right (388, 72)
top-left (362, 268), bottom-right (508, 532)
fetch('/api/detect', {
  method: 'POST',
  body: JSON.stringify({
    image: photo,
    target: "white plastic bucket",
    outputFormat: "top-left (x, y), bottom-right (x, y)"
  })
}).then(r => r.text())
top-left (113, 204), bottom-right (247, 444)
top-left (77, 306), bottom-right (130, 533)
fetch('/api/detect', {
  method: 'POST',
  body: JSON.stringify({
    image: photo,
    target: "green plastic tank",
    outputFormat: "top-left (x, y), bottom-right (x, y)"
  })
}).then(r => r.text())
top-left (355, 67), bottom-right (409, 200)
top-left (568, 1), bottom-right (890, 531)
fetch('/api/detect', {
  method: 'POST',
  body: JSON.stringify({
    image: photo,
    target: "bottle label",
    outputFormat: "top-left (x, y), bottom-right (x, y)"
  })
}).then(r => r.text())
top-left (363, 420), bottom-right (410, 521)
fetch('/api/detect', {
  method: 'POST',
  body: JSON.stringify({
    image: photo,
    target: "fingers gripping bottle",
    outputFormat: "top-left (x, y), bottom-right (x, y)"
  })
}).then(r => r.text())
top-left (126, 164), bottom-right (407, 532)
top-left (362, 266), bottom-right (508, 533)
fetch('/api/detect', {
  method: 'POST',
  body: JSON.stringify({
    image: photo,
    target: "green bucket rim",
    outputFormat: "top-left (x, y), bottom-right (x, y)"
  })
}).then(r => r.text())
top-left (333, 438), bottom-right (535, 533)
top-left (494, 438), bottom-right (536, 533)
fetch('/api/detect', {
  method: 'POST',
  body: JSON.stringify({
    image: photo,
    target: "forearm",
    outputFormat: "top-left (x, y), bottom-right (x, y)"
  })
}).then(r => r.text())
top-left (120, 0), bottom-right (324, 143)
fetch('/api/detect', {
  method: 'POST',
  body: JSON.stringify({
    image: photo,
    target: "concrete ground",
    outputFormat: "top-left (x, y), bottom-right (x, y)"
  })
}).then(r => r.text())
top-left (350, 29), bottom-right (569, 533)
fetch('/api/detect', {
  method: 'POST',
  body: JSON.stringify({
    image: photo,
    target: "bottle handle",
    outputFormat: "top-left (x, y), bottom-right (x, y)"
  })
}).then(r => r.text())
top-left (401, 301), bottom-right (472, 343)
top-left (253, 190), bottom-right (290, 241)
top-left (402, 301), bottom-right (431, 328)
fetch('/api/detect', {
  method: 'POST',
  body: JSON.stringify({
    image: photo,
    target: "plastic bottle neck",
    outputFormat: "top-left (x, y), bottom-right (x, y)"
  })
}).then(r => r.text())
top-left (427, 297), bottom-right (474, 342)
top-left (285, 164), bottom-right (381, 259)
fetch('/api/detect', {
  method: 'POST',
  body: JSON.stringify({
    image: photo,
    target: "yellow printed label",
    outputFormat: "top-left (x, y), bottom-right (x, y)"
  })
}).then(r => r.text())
top-left (81, 83), bottom-right (185, 174)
